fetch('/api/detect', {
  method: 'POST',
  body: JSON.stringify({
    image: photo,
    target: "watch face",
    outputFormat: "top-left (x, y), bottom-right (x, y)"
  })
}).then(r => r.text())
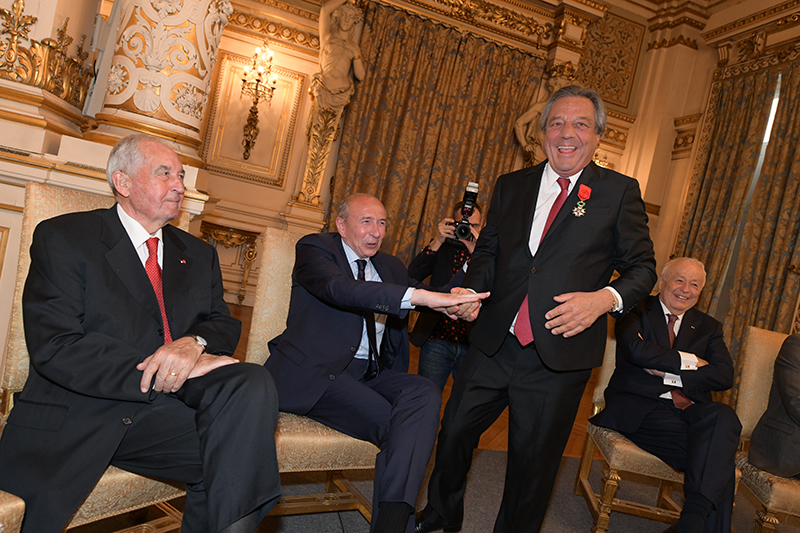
top-left (194, 335), bottom-right (208, 347)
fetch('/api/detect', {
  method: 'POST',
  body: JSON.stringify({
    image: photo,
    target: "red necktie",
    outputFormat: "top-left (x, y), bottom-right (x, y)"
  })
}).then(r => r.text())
top-left (145, 237), bottom-right (172, 344)
top-left (515, 178), bottom-right (571, 346)
top-left (667, 313), bottom-right (692, 409)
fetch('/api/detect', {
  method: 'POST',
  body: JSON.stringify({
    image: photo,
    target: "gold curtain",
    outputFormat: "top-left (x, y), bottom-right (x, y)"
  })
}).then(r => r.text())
top-left (672, 68), bottom-right (779, 315)
top-left (328, 2), bottom-right (545, 264)
top-left (722, 61), bottom-right (800, 405)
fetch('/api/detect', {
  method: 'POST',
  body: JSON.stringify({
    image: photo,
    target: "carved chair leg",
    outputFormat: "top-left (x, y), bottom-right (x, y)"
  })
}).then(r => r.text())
top-left (592, 467), bottom-right (620, 533)
top-left (754, 508), bottom-right (780, 532)
top-left (657, 480), bottom-right (673, 508)
top-left (575, 434), bottom-right (596, 495)
top-left (324, 471), bottom-right (340, 493)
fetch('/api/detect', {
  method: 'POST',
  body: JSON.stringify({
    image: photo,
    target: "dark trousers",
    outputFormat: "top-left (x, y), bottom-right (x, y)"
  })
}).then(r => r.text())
top-left (425, 334), bottom-right (592, 533)
top-left (620, 400), bottom-right (741, 533)
top-left (305, 359), bottom-right (441, 533)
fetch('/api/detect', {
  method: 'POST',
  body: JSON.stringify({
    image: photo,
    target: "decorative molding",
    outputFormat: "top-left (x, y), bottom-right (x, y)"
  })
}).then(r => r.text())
top-left (714, 40), bottom-right (800, 80)
top-left (229, 9), bottom-right (320, 50)
top-left (675, 113), bottom-right (702, 126)
top-left (298, 105), bottom-right (340, 206)
top-left (648, 35), bottom-right (699, 50)
top-left (608, 109), bottom-right (636, 123)
top-left (0, 1), bottom-right (94, 111)
top-left (602, 127), bottom-right (628, 149)
top-left (578, 12), bottom-right (644, 108)
top-left (102, 0), bottom-right (233, 133)
top-left (244, 0), bottom-right (320, 22)
top-left (701, 0), bottom-right (800, 42)
top-left (649, 17), bottom-right (706, 32)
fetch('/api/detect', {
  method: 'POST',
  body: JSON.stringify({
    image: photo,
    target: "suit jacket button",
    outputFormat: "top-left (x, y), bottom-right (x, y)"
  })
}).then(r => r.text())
top-left (351, 346), bottom-right (357, 353)
top-left (158, 329), bottom-right (164, 337)
top-left (329, 374), bottom-right (336, 380)
top-left (530, 267), bottom-right (537, 273)
top-left (122, 417), bottom-right (132, 426)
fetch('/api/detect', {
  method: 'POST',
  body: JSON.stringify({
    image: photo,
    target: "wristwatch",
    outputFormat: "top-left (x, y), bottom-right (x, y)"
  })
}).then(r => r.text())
top-left (191, 334), bottom-right (208, 352)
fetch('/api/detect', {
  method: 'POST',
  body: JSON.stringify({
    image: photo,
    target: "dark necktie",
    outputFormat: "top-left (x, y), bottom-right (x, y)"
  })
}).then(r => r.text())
top-left (667, 313), bottom-right (692, 410)
top-left (515, 177), bottom-right (571, 346)
top-left (356, 259), bottom-right (380, 381)
top-left (145, 237), bottom-right (172, 344)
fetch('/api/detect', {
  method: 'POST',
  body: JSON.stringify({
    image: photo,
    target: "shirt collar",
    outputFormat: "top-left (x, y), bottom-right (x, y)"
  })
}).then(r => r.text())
top-left (116, 203), bottom-right (163, 249)
top-left (658, 297), bottom-right (685, 322)
top-left (543, 162), bottom-right (584, 190)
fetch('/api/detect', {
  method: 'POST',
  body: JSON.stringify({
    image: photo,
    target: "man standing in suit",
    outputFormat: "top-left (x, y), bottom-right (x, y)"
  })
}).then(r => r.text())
top-left (750, 334), bottom-right (800, 478)
top-left (265, 193), bottom-right (488, 533)
top-left (416, 85), bottom-right (657, 533)
top-left (0, 135), bottom-right (281, 533)
top-left (591, 257), bottom-right (741, 533)
top-left (408, 201), bottom-right (484, 390)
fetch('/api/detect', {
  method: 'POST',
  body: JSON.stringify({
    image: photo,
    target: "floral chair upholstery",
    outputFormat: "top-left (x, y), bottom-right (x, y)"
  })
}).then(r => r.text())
top-left (0, 489), bottom-right (24, 533)
top-left (0, 182), bottom-right (186, 530)
top-left (734, 326), bottom-right (800, 532)
top-left (574, 321), bottom-right (687, 532)
top-left (246, 226), bottom-right (379, 520)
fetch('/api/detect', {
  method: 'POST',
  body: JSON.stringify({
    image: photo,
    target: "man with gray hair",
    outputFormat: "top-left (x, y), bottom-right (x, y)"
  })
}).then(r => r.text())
top-left (591, 257), bottom-right (741, 533)
top-left (416, 85), bottom-right (657, 533)
top-left (0, 134), bottom-right (281, 533)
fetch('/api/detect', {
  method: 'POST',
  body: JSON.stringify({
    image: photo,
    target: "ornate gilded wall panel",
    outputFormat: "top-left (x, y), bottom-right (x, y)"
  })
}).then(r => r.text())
top-left (201, 51), bottom-right (305, 187)
top-left (578, 12), bottom-right (644, 108)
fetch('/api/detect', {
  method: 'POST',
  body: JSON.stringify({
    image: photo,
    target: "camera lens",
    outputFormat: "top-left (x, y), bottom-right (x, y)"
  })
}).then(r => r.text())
top-left (455, 222), bottom-right (472, 240)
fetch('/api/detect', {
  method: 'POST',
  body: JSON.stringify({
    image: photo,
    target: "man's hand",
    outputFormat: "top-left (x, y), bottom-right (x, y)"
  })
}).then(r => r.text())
top-left (430, 218), bottom-right (456, 251)
top-left (643, 368), bottom-right (666, 378)
top-left (411, 287), bottom-right (488, 322)
top-left (696, 356), bottom-right (709, 368)
top-left (544, 289), bottom-right (615, 338)
top-left (137, 336), bottom-right (238, 393)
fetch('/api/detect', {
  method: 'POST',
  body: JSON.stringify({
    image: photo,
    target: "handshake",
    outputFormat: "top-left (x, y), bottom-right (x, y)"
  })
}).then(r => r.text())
top-left (410, 287), bottom-right (487, 322)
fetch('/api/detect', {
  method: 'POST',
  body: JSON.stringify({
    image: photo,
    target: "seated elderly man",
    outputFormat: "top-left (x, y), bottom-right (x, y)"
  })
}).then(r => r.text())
top-left (264, 193), bottom-right (488, 533)
top-left (749, 334), bottom-right (800, 478)
top-left (591, 257), bottom-right (742, 533)
top-left (0, 134), bottom-right (281, 533)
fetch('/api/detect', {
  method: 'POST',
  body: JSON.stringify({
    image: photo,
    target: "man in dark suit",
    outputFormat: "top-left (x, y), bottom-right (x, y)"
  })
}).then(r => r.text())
top-left (264, 193), bottom-right (488, 533)
top-left (416, 85), bottom-right (657, 533)
top-left (408, 201), bottom-right (483, 390)
top-left (591, 257), bottom-right (741, 533)
top-left (750, 334), bottom-right (800, 478)
top-left (0, 135), bottom-right (281, 533)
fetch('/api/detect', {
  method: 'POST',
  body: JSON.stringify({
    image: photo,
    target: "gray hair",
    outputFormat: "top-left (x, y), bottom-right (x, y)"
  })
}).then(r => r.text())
top-left (538, 85), bottom-right (607, 137)
top-left (106, 135), bottom-right (169, 195)
top-left (337, 193), bottom-right (379, 220)
top-left (660, 257), bottom-right (707, 284)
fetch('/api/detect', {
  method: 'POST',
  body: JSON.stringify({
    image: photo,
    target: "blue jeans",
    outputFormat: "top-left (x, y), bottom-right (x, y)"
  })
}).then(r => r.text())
top-left (417, 338), bottom-right (469, 390)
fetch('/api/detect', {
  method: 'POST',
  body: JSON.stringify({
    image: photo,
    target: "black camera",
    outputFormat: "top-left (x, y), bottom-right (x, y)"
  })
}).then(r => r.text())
top-left (448, 182), bottom-right (479, 242)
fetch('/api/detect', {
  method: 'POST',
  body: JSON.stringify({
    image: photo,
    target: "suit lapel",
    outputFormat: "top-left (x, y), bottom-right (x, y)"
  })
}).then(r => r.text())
top-left (100, 207), bottom-right (163, 324)
top-left (645, 295), bottom-right (673, 349)
top-left (673, 307), bottom-right (699, 351)
top-left (161, 225), bottom-right (189, 322)
top-left (521, 163), bottom-right (545, 259)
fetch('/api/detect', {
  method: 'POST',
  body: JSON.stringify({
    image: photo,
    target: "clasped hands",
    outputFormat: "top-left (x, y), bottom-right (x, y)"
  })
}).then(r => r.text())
top-left (443, 287), bottom-right (615, 338)
top-left (137, 336), bottom-right (238, 394)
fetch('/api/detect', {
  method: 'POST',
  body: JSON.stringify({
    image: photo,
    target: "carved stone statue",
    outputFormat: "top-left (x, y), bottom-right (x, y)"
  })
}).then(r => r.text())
top-left (311, 0), bottom-right (364, 111)
top-left (514, 73), bottom-right (572, 167)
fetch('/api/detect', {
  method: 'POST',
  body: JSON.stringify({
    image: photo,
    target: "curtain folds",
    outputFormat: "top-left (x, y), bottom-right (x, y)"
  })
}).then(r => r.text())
top-left (722, 61), bottom-right (800, 405)
top-left (329, 2), bottom-right (544, 264)
top-left (673, 68), bottom-right (779, 316)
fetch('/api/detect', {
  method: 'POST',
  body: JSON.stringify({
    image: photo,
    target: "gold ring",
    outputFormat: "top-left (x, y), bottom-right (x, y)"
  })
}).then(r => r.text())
top-left (169, 372), bottom-right (178, 376)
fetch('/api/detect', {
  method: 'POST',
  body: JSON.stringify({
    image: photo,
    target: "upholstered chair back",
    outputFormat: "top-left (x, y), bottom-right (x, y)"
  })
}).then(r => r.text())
top-left (2, 182), bottom-right (192, 408)
top-left (736, 326), bottom-right (789, 441)
top-left (245, 226), bottom-right (304, 365)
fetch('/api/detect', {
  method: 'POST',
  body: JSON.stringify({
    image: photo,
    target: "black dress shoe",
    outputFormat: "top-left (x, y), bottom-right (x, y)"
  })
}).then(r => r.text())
top-left (414, 510), bottom-right (462, 533)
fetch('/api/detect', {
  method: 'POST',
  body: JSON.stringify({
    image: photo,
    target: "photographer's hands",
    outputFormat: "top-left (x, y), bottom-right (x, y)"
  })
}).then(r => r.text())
top-left (432, 218), bottom-right (456, 251)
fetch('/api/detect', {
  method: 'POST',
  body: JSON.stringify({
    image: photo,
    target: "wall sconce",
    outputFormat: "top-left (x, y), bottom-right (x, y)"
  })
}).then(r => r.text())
top-left (241, 39), bottom-right (278, 160)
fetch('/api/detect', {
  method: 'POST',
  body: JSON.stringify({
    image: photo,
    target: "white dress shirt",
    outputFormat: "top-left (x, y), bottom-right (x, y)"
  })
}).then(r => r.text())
top-left (658, 298), bottom-right (699, 399)
top-left (117, 204), bottom-right (164, 269)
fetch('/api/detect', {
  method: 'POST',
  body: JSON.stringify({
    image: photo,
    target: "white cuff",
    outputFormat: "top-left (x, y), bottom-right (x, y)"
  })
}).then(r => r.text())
top-left (401, 287), bottom-right (415, 310)
top-left (663, 372), bottom-right (683, 388)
